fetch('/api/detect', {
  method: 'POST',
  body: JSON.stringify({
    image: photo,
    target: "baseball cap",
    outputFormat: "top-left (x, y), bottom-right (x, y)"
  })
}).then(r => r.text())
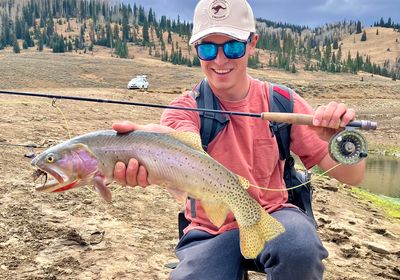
top-left (189, 0), bottom-right (256, 45)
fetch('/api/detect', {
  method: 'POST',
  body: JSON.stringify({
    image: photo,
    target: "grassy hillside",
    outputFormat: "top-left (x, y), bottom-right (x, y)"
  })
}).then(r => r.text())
top-left (340, 27), bottom-right (400, 67)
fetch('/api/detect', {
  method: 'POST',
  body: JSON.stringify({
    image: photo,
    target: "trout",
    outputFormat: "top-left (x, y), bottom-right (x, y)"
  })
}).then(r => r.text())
top-left (31, 130), bottom-right (285, 258)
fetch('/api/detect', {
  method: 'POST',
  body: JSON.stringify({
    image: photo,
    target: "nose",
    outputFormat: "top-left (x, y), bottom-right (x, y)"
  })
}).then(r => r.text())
top-left (214, 46), bottom-right (228, 64)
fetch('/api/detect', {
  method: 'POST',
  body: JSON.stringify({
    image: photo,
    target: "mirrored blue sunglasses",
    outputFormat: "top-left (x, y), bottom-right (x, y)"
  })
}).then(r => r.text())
top-left (195, 38), bottom-right (251, 61)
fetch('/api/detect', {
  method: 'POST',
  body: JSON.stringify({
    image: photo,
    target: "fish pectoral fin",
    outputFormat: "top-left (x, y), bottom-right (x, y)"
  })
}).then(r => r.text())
top-left (93, 175), bottom-right (112, 203)
top-left (237, 175), bottom-right (250, 190)
top-left (202, 201), bottom-right (229, 228)
top-left (165, 187), bottom-right (187, 203)
top-left (168, 132), bottom-right (206, 153)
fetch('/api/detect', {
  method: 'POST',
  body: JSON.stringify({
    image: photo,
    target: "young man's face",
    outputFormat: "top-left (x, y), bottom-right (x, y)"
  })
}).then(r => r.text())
top-left (198, 34), bottom-right (258, 96)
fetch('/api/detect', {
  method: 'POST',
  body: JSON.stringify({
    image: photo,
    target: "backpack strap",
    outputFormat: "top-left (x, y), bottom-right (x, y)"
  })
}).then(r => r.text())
top-left (268, 82), bottom-right (297, 188)
top-left (268, 82), bottom-right (293, 161)
top-left (269, 83), bottom-right (316, 223)
top-left (190, 78), bottom-right (229, 150)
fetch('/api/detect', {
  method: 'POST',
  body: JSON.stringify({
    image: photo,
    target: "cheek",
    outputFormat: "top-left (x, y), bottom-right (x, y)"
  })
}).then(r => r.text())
top-left (200, 60), bottom-right (209, 72)
top-left (56, 155), bottom-right (75, 174)
top-left (71, 150), bottom-right (98, 176)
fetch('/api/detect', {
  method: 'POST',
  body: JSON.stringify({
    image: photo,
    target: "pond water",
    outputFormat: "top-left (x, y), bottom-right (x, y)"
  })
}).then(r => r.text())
top-left (360, 154), bottom-right (400, 198)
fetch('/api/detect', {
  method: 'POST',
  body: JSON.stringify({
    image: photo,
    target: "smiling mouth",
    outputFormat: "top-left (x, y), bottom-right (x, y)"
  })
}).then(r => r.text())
top-left (32, 168), bottom-right (79, 192)
top-left (213, 69), bottom-right (232, 75)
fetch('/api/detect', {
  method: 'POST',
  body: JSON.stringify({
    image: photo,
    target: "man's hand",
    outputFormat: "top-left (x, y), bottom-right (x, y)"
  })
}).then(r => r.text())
top-left (112, 121), bottom-right (174, 187)
top-left (312, 101), bottom-right (355, 142)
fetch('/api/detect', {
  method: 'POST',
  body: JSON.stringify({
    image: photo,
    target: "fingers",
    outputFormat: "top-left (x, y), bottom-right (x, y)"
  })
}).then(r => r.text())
top-left (114, 159), bottom-right (149, 188)
top-left (125, 158), bottom-right (140, 187)
top-left (114, 161), bottom-right (127, 186)
top-left (137, 165), bottom-right (149, 187)
top-left (313, 101), bottom-right (355, 128)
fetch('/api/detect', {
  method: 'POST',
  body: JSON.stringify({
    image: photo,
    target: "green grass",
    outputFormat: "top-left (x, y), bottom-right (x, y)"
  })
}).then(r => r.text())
top-left (368, 144), bottom-right (400, 157)
top-left (351, 187), bottom-right (400, 220)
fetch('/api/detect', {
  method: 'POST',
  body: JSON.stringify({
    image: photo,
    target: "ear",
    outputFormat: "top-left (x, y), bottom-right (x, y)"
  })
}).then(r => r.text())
top-left (248, 34), bottom-right (259, 56)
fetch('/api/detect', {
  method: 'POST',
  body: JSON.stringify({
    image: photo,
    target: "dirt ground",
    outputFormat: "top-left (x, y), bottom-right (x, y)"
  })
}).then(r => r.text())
top-left (0, 50), bottom-right (399, 279)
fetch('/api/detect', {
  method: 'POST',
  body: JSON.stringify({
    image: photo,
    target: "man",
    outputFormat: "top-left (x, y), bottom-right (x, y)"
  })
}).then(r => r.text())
top-left (113, 0), bottom-right (366, 279)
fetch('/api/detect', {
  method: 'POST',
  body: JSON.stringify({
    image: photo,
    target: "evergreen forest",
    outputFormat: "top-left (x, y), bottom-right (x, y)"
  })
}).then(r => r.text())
top-left (0, 0), bottom-right (399, 80)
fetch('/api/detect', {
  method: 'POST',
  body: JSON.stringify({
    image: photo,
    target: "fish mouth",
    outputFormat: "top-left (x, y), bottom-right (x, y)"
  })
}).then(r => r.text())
top-left (32, 167), bottom-right (79, 193)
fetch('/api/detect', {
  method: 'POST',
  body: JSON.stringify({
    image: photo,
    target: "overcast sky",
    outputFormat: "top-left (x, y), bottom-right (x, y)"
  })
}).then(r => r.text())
top-left (123, 0), bottom-right (400, 28)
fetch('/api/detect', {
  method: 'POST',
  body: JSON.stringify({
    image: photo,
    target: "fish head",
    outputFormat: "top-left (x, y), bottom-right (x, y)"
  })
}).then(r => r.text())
top-left (31, 142), bottom-right (98, 193)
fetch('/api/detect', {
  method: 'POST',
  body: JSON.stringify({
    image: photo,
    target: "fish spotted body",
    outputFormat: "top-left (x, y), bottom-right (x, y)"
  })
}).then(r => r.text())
top-left (31, 130), bottom-right (285, 258)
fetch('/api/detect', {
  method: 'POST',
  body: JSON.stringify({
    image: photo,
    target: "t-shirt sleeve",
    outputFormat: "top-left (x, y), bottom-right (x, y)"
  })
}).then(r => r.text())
top-left (290, 92), bottom-right (329, 169)
top-left (160, 91), bottom-right (201, 133)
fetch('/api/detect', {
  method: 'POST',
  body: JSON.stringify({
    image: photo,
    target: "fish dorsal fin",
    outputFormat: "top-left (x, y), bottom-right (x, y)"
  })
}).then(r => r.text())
top-left (169, 131), bottom-right (205, 152)
top-left (202, 201), bottom-right (230, 228)
top-left (237, 175), bottom-right (250, 190)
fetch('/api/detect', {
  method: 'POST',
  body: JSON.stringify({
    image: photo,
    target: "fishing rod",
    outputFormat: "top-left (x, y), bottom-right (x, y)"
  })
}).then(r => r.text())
top-left (0, 90), bottom-right (377, 130)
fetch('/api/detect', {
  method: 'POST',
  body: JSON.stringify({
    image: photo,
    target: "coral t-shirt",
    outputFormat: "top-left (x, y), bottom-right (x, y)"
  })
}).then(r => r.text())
top-left (160, 77), bottom-right (328, 235)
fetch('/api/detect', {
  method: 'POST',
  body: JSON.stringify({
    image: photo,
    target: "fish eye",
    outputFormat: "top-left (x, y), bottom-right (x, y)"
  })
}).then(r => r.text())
top-left (46, 154), bottom-right (55, 163)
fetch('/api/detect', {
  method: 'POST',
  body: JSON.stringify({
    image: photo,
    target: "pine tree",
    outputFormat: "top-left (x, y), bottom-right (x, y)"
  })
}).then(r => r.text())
top-left (37, 38), bottom-right (44, 51)
top-left (356, 21), bottom-right (362, 34)
top-left (192, 56), bottom-right (200, 66)
top-left (332, 39), bottom-right (339, 50)
top-left (24, 29), bottom-right (34, 47)
top-left (142, 18), bottom-right (149, 45)
top-left (291, 63), bottom-right (297, 73)
top-left (337, 46), bottom-right (342, 63)
top-left (361, 30), bottom-right (367, 41)
top-left (12, 36), bottom-right (20, 53)
top-left (167, 30), bottom-right (172, 44)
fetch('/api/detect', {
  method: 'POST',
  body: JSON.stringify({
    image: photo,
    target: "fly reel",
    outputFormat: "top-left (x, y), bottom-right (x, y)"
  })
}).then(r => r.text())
top-left (328, 129), bottom-right (368, 165)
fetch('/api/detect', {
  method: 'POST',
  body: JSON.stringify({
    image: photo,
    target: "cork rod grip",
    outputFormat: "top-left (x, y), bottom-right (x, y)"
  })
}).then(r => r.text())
top-left (260, 112), bottom-right (314, 126)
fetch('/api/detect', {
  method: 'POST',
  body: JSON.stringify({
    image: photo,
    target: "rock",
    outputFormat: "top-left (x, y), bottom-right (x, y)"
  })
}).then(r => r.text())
top-left (318, 217), bottom-right (332, 224)
top-left (365, 242), bottom-right (391, 254)
top-left (393, 266), bottom-right (400, 275)
top-left (340, 245), bottom-right (360, 258)
top-left (321, 179), bottom-right (339, 192)
top-left (83, 199), bottom-right (93, 205)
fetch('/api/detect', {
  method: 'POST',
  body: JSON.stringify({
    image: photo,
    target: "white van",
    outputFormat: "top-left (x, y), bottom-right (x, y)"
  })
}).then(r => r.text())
top-left (127, 75), bottom-right (149, 89)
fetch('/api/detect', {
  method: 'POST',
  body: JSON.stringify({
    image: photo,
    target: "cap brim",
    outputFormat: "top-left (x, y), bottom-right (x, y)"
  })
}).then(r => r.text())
top-left (189, 26), bottom-right (250, 45)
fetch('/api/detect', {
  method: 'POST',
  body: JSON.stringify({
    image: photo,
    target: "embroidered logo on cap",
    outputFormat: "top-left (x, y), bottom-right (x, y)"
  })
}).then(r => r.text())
top-left (208, 0), bottom-right (230, 20)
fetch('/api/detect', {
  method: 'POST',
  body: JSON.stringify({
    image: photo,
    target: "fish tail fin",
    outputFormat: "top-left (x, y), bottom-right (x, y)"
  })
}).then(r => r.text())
top-left (239, 207), bottom-right (285, 259)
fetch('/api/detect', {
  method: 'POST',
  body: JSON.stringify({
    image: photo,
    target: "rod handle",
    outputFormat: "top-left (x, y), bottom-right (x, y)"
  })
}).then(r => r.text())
top-left (260, 112), bottom-right (377, 130)
top-left (261, 112), bottom-right (314, 126)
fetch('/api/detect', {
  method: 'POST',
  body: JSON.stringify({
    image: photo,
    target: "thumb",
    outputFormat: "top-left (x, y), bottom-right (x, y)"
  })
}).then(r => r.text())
top-left (112, 121), bottom-right (143, 133)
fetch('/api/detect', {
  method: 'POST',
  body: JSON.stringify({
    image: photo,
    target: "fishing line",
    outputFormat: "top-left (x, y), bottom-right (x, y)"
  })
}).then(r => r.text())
top-left (51, 99), bottom-right (72, 139)
top-left (0, 99), bottom-right (72, 140)
top-left (249, 163), bottom-right (343, 192)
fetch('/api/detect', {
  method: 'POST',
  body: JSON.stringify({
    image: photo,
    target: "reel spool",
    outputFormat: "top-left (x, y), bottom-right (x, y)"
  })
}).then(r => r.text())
top-left (328, 130), bottom-right (368, 165)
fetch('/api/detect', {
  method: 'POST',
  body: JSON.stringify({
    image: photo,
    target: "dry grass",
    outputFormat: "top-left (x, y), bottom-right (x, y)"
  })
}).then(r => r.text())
top-left (340, 27), bottom-right (400, 66)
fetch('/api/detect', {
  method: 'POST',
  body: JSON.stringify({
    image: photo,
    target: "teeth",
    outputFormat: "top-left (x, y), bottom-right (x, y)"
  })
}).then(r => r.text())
top-left (214, 69), bottom-right (230, 74)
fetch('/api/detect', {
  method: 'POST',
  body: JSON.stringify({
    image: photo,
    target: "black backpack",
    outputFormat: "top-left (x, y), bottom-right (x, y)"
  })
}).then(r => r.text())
top-left (179, 79), bottom-right (316, 236)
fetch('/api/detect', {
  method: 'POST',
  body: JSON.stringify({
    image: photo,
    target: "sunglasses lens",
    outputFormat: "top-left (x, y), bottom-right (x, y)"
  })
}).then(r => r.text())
top-left (196, 43), bottom-right (218, 60)
top-left (196, 40), bottom-right (247, 60)
top-left (224, 41), bottom-right (246, 59)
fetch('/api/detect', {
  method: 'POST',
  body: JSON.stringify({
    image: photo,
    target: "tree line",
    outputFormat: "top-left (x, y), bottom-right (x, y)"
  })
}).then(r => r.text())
top-left (0, 0), bottom-right (194, 63)
top-left (0, 0), bottom-right (398, 79)
top-left (255, 19), bottom-right (399, 80)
